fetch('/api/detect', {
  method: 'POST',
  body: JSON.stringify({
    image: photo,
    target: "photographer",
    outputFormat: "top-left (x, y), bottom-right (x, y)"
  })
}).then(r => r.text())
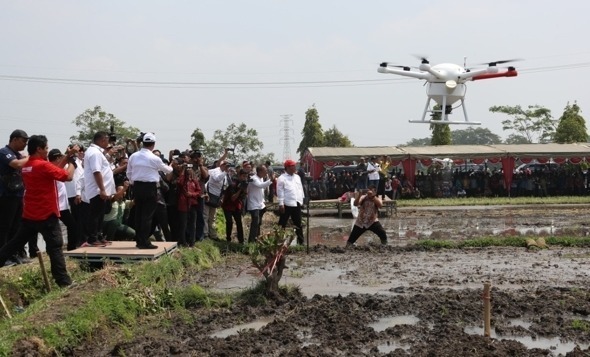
top-left (247, 164), bottom-right (273, 243)
top-left (221, 169), bottom-right (248, 244)
top-left (176, 163), bottom-right (201, 247)
top-left (189, 150), bottom-right (208, 241)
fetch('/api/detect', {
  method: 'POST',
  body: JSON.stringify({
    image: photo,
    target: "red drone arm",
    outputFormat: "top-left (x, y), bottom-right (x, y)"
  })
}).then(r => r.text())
top-left (472, 68), bottom-right (518, 81)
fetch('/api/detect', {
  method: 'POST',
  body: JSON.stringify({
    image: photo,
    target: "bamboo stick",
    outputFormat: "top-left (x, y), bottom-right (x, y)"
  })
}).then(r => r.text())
top-left (0, 293), bottom-right (11, 319)
top-left (483, 282), bottom-right (491, 337)
top-left (37, 251), bottom-right (51, 293)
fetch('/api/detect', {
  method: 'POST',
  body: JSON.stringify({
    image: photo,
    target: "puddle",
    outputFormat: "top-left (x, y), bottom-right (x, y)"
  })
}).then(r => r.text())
top-left (210, 318), bottom-right (273, 338)
top-left (369, 315), bottom-right (420, 332)
top-left (464, 325), bottom-right (590, 355)
top-left (376, 340), bottom-right (411, 353)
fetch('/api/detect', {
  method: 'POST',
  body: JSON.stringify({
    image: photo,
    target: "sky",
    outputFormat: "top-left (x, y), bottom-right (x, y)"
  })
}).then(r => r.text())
top-left (1, 0), bottom-right (589, 162)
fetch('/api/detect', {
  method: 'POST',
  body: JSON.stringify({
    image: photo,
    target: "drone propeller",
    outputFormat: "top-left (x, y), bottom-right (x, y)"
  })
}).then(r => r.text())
top-left (379, 62), bottom-right (412, 71)
top-left (412, 54), bottom-right (430, 64)
top-left (479, 59), bottom-right (521, 66)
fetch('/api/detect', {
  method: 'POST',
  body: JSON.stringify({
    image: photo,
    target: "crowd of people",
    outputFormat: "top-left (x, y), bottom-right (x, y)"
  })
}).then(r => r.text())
top-left (0, 129), bottom-right (306, 287)
top-left (307, 156), bottom-right (588, 200)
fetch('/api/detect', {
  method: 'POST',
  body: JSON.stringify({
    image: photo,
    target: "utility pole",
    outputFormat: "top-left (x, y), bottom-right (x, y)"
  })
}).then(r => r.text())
top-left (279, 114), bottom-right (294, 161)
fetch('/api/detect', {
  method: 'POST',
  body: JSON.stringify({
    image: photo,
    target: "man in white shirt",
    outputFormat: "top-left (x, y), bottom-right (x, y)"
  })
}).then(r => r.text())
top-left (64, 146), bottom-right (84, 250)
top-left (127, 132), bottom-right (172, 249)
top-left (84, 131), bottom-right (116, 247)
top-left (277, 159), bottom-right (305, 245)
top-left (367, 156), bottom-right (381, 189)
top-left (247, 164), bottom-right (273, 243)
top-left (203, 160), bottom-right (229, 240)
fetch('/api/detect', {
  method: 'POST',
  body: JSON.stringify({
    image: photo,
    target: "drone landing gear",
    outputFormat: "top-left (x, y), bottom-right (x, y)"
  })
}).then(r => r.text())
top-left (408, 97), bottom-right (481, 125)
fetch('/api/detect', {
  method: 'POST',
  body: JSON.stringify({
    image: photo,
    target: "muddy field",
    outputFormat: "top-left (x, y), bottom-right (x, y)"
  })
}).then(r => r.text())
top-left (51, 206), bottom-right (590, 355)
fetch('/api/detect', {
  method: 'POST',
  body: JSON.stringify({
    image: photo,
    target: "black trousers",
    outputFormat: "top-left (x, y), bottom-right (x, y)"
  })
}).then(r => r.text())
top-left (88, 195), bottom-right (106, 243)
top-left (178, 206), bottom-right (197, 246)
top-left (28, 209), bottom-right (79, 257)
top-left (248, 208), bottom-right (266, 243)
top-left (150, 203), bottom-right (171, 241)
top-left (0, 215), bottom-right (71, 287)
top-left (347, 221), bottom-right (388, 245)
top-left (68, 197), bottom-right (85, 249)
top-left (223, 209), bottom-right (244, 243)
top-left (0, 195), bottom-right (22, 248)
top-left (133, 182), bottom-right (158, 246)
top-left (278, 204), bottom-right (304, 244)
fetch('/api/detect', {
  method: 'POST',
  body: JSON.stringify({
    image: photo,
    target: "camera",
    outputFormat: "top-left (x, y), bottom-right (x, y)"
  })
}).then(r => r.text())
top-left (226, 148), bottom-right (235, 152)
top-left (183, 163), bottom-right (193, 169)
top-left (108, 124), bottom-right (117, 144)
top-left (238, 180), bottom-right (249, 190)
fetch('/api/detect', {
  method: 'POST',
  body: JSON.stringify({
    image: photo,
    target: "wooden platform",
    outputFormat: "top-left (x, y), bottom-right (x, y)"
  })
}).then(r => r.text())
top-left (64, 241), bottom-right (178, 263)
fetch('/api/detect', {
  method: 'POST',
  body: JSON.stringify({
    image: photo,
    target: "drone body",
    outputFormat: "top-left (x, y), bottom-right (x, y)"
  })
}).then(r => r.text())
top-left (378, 58), bottom-right (518, 125)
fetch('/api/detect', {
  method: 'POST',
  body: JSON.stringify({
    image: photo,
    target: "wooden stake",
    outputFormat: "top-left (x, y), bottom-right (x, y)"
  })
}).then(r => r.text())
top-left (0, 293), bottom-right (12, 319)
top-left (37, 251), bottom-right (51, 293)
top-left (483, 282), bottom-right (491, 337)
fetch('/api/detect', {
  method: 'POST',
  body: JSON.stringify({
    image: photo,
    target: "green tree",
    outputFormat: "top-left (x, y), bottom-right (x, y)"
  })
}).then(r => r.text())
top-left (504, 134), bottom-right (531, 144)
top-left (70, 105), bottom-right (140, 146)
top-left (430, 105), bottom-right (452, 145)
top-left (189, 128), bottom-right (206, 150)
top-left (323, 125), bottom-right (353, 147)
top-left (402, 137), bottom-right (431, 146)
top-left (201, 123), bottom-right (274, 165)
top-left (297, 105), bottom-right (324, 155)
top-left (452, 127), bottom-right (502, 145)
top-left (489, 104), bottom-right (556, 143)
top-left (554, 102), bottom-right (588, 143)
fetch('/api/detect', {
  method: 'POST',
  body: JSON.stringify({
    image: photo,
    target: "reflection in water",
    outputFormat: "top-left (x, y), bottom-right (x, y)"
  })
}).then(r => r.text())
top-left (210, 318), bottom-right (273, 338)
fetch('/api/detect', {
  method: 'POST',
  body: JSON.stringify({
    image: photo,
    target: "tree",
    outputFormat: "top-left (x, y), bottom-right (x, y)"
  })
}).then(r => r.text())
top-left (200, 123), bottom-right (274, 165)
top-left (402, 137), bottom-right (431, 146)
top-left (504, 134), bottom-right (531, 144)
top-left (489, 104), bottom-right (556, 143)
top-left (554, 102), bottom-right (588, 143)
top-left (297, 105), bottom-right (324, 156)
top-left (71, 106), bottom-right (140, 146)
top-left (323, 125), bottom-right (353, 147)
top-left (189, 128), bottom-right (206, 150)
top-left (452, 127), bottom-right (503, 145)
top-left (430, 105), bottom-right (452, 145)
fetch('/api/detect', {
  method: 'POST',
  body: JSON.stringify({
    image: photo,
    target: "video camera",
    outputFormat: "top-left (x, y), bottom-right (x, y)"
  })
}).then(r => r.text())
top-left (108, 124), bottom-right (117, 144)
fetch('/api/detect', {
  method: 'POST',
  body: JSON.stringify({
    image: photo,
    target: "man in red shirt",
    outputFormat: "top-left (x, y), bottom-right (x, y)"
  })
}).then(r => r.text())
top-left (0, 135), bottom-right (77, 287)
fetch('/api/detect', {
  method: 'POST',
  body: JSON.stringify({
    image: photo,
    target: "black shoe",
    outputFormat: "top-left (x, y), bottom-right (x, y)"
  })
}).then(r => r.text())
top-left (3, 259), bottom-right (17, 267)
top-left (136, 243), bottom-right (158, 249)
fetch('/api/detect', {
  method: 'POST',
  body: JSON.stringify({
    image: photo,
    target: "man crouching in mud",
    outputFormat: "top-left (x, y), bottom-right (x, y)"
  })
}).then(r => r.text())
top-left (346, 185), bottom-right (387, 247)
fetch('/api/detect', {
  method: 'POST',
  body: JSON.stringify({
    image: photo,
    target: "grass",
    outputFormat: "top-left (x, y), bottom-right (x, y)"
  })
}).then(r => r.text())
top-left (415, 236), bottom-right (590, 249)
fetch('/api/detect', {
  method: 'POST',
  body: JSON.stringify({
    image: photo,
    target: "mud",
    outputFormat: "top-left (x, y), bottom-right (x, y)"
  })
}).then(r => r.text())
top-left (54, 206), bottom-right (590, 355)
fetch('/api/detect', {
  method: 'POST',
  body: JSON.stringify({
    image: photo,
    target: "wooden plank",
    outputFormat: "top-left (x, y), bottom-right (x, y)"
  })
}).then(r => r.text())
top-left (64, 241), bottom-right (177, 263)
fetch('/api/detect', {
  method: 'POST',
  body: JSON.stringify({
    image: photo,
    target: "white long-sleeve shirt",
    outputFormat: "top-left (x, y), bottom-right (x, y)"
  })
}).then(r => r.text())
top-left (206, 167), bottom-right (227, 196)
top-left (277, 172), bottom-right (304, 207)
top-left (247, 175), bottom-right (273, 210)
top-left (56, 181), bottom-right (69, 211)
top-left (84, 143), bottom-right (116, 201)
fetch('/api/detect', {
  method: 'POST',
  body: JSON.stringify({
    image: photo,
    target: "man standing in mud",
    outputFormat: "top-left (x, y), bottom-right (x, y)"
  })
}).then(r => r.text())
top-left (277, 159), bottom-right (305, 245)
top-left (346, 185), bottom-right (387, 247)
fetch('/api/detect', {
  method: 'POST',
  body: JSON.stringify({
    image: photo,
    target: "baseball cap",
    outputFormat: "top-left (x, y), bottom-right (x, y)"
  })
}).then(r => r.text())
top-left (48, 149), bottom-right (64, 161)
top-left (284, 159), bottom-right (297, 167)
top-left (10, 129), bottom-right (29, 140)
top-left (142, 132), bottom-right (156, 143)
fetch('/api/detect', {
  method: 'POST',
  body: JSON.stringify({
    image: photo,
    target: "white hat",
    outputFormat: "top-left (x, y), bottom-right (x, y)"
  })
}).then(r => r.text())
top-left (143, 132), bottom-right (156, 143)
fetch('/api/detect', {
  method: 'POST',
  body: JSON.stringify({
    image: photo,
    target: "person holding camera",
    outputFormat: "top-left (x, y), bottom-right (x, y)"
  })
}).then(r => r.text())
top-left (202, 149), bottom-right (229, 240)
top-left (221, 169), bottom-right (248, 244)
top-left (127, 132), bottom-right (172, 249)
top-left (247, 164), bottom-right (273, 243)
top-left (177, 164), bottom-right (201, 247)
top-left (346, 185), bottom-right (388, 247)
top-left (0, 135), bottom-right (78, 287)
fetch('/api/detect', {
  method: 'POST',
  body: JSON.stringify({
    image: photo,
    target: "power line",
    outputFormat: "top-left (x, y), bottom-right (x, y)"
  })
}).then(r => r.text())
top-left (0, 62), bottom-right (588, 89)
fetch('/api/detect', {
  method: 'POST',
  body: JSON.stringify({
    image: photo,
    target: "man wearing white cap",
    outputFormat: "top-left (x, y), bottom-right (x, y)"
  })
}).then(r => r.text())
top-left (277, 159), bottom-right (305, 244)
top-left (127, 132), bottom-right (172, 249)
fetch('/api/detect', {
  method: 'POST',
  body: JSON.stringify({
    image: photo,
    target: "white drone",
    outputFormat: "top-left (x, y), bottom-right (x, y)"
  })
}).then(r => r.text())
top-left (378, 57), bottom-right (518, 125)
